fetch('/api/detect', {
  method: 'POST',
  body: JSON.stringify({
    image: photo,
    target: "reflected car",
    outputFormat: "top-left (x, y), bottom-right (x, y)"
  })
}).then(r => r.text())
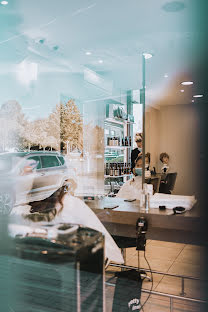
top-left (0, 151), bottom-right (69, 215)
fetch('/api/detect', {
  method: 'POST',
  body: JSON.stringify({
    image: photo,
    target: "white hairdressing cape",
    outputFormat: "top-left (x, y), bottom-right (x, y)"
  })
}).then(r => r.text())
top-left (116, 176), bottom-right (142, 200)
top-left (11, 194), bottom-right (124, 264)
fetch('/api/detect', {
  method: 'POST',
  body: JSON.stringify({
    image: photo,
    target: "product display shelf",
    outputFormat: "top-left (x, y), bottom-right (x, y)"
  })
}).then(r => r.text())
top-left (105, 117), bottom-right (134, 125)
top-left (104, 115), bottom-right (132, 184)
top-left (104, 174), bottom-right (133, 179)
top-left (105, 146), bottom-right (131, 149)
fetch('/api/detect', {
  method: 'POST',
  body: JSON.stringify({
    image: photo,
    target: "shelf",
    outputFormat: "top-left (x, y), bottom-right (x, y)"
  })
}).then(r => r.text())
top-left (105, 145), bottom-right (131, 149)
top-left (105, 117), bottom-right (134, 125)
top-left (104, 174), bottom-right (133, 178)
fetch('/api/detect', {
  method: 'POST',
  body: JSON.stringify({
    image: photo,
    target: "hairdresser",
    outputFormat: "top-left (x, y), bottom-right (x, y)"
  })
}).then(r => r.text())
top-left (131, 133), bottom-right (142, 171)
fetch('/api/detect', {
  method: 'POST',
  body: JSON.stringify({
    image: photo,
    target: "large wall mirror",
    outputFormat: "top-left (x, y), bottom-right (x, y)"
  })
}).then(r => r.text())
top-left (145, 101), bottom-right (200, 196)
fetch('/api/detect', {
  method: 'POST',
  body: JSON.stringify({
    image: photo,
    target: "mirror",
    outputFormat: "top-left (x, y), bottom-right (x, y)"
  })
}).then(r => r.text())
top-left (145, 88), bottom-right (200, 196)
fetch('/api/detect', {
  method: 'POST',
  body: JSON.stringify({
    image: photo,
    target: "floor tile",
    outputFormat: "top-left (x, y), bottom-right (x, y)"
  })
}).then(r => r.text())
top-left (183, 245), bottom-right (206, 253)
top-left (149, 240), bottom-right (185, 250)
top-left (106, 265), bottom-right (121, 272)
top-left (175, 249), bottom-right (204, 266)
top-left (171, 299), bottom-right (205, 312)
top-left (142, 272), bottom-right (163, 290)
top-left (127, 254), bottom-right (174, 272)
top-left (145, 245), bottom-right (183, 261)
top-left (154, 275), bottom-right (206, 300)
top-left (168, 262), bottom-right (202, 278)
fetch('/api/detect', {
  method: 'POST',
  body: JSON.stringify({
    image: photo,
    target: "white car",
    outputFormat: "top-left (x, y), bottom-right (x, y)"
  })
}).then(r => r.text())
top-left (0, 151), bottom-right (69, 214)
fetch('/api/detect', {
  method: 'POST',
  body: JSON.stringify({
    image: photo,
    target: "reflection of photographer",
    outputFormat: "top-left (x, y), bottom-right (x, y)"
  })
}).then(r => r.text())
top-left (160, 152), bottom-right (170, 174)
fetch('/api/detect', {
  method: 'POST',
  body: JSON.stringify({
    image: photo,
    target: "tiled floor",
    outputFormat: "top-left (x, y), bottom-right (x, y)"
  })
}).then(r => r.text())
top-left (105, 240), bottom-right (207, 311)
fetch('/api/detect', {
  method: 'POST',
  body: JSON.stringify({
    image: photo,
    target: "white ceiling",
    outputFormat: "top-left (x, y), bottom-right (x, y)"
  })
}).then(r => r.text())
top-left (0, 0), bottom-right (207, 109)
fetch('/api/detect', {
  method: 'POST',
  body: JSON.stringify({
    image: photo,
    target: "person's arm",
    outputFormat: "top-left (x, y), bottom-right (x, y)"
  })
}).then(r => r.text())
top-left (131, 149), bottom-right (136, 170)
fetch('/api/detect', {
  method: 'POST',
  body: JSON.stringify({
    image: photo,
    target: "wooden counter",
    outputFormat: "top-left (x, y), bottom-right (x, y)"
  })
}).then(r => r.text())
top-left (85, 197), bottom-right (205, 245)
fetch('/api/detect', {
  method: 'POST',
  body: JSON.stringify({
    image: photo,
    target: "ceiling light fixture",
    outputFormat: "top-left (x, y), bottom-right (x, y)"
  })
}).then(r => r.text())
top-left (164, 74), bottom-right (168, 78)
top-left (192, 100), bottom-right (194, 103)
top-left (98, 59), bottom-right (103, 63)
top-left (193, 94), bottom-right (203, 98)
top-left (39, 39), bottom-right (45, 44)
top-left (86, 51), bottom-right (92, 55)
top-left (180, 89), bottom-right (184, 93)
top-left (1, 1), bottom-right (8, 4)
top-left (143, 53), bottom-right (153, 59)
top-left (181, 81), bottom-right (193, 85)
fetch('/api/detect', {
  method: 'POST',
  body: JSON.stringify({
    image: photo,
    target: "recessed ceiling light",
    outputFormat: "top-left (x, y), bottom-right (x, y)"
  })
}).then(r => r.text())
top-left (164, 74), bottom-right (168, 78)
top-left (98, 59), bottom-right (103, 63)
top-left (181, 81), bottom-right (193, 85)
top-left (39, 39), bottom-right (45, 44)
top-left (180, 89), bottom-right (184, 93)
top-left (193, 94), bottom-right (203, 98)
top-left (86, 51), bottom-right (92, 55)
top-left (143, 53), bottom-right (153, 59)
top-left (1, 1), bottom-right (8, 4)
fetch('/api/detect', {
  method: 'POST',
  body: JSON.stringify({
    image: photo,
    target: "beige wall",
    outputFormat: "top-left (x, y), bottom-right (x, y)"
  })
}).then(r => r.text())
top-left (146, 104), bottom-right (200, 195)
top-left (145, 106), bottom-right (160, 170)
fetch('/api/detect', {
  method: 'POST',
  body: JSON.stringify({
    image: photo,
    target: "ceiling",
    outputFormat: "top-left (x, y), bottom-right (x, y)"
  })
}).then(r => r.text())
top-left (0, 0), bottom-right (207, 112)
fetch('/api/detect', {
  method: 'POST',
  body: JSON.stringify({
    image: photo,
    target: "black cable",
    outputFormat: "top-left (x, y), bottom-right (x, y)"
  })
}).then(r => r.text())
top-left (139, 251), bottom-right (153, 311)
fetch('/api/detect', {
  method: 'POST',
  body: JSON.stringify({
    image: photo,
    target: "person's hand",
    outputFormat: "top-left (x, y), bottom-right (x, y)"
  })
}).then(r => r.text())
top-left (138, 152), bottom-right (142, 157)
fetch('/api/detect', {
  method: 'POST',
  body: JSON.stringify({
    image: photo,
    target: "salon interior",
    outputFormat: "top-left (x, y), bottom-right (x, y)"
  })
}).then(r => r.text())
top-left (0, 0), bottom-right (208, 311)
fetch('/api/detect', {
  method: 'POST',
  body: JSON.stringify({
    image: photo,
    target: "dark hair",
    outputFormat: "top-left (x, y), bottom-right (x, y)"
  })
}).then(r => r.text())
top-left (145, 152), bottom-right (150, 163)
top-left (160, 152), bottom-right (169, 163)
top-left (24, 186), bottom-right (66, 223)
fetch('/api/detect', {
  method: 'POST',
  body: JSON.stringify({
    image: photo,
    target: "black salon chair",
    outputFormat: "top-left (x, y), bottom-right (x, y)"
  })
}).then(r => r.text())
top-left (159, 172), bottom-right (177, 194)
top-left (111, 234), bottom-right (151, 280)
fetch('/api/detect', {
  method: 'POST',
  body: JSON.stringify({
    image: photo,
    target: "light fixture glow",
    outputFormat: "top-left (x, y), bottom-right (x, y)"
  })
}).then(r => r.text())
top-left (86, 51), bottom-right (91, 55)
top-left (164, 74), bottom-right (168, 78)
top-left (181, 81), bottom-right (193, 86)
top-left (192, 100), bottom-right (194, 103)
top-left (1, 0), bottom-right (8, 4)
top-left (98, 59), bottom-right (103, 63)
top-left (180, 89), bottom-right (184, 93)
top-left (16, 60), bottom-right (38, 85)
top-left (193, 94), bottom-right (203, 98)
top-left (143, 53), bottom-right (153, 59)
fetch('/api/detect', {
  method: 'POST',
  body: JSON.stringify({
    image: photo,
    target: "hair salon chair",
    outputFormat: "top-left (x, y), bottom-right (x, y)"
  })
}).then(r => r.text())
top-left (159, 172), bottom-right (177, 194)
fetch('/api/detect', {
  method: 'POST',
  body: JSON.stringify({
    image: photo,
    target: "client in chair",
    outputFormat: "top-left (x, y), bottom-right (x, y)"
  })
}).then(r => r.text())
top-left (116, 155), bottom-right (143, 200)
top-left (160, 152), bottom-right (170, 173)
top-left (11, 184), bottom-right (124, 265)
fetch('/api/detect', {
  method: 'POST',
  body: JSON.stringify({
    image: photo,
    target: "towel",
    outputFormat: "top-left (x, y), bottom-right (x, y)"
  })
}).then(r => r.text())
top-left (149, 193), bottom-right (197, 210)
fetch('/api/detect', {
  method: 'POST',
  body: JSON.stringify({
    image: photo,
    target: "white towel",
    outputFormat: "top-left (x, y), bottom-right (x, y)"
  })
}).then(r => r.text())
top-left (149, 193), bottom-right (197, 210)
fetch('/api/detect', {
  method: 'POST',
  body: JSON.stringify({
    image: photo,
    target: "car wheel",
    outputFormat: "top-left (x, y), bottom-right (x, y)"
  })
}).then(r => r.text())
top-left (0, 191), bottom-right (15, 215)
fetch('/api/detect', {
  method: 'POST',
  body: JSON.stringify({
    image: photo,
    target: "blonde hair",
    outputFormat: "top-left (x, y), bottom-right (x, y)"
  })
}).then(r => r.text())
top-left (135, 132), bottom-right (143, 142)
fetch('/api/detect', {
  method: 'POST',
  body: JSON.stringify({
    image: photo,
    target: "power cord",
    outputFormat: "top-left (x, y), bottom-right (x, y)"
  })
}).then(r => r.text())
top-left (139, 252), bottom-right (153, 311)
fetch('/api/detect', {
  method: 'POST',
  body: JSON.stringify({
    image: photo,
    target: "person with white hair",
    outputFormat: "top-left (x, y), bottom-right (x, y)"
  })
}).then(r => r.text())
top-left (131, 133), bottom-right (143, 171)
top-left (11, 185), bottom-right (124, 265)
